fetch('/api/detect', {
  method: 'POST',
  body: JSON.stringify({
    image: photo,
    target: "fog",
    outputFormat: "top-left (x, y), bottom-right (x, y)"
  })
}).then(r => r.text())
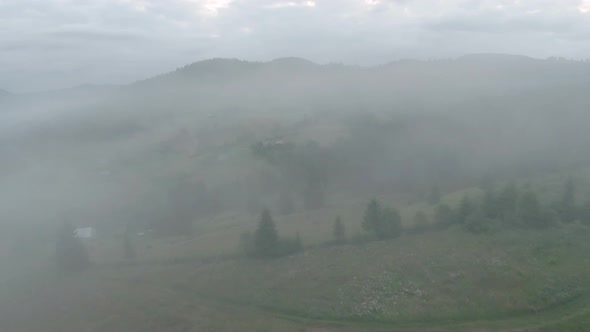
top-left (3, 55), bottom-right (590, 231)
top-left (6, 0), bottom-right (590, 329)
top-left (3, 54), bottom-right (590, 330)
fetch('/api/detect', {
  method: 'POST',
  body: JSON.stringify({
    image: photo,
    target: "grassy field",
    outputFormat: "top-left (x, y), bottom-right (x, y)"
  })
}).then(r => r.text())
top-left (170, 225), bottom-right (590, 321)
top-left (3, 223), bottom-right (590, 331)
top-left (3, 172), bottom-right (590, 331)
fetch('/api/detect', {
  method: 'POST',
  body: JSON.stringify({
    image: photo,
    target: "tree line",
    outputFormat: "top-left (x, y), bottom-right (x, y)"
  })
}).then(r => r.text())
top-left (240, 177), bottom-right (589, 259)
top-left (54, 176), bottom-right (588, 268)
top-left (451, 177), bottom-right (584, 233)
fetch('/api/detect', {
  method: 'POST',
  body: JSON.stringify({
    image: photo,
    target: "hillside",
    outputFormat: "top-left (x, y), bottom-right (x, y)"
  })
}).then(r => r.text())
top-left (3, 172), bottom-right (590, 331)
top-left (4, 55), bottom-right (590, 331)
top-left (4, 54), bottom-right (590, 232)
top-left (122, 55), bottom-right (590, 118)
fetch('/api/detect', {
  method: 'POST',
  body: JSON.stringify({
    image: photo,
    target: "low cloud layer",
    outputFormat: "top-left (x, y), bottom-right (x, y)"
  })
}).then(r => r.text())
top-left (1, 0), bottom-right (590, 91)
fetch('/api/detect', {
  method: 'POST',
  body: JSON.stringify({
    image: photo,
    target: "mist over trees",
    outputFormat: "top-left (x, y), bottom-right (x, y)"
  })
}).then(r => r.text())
top-left (6, 54), bottom-right (590, 332)
top-left (241, 208), bottom-right (303, 258)
top-left (252, 140), bottom-right (332, 211)
top-left (362, 199), bottom-right (402, 240)
top-left (4, 55), bottom-right (590, 248)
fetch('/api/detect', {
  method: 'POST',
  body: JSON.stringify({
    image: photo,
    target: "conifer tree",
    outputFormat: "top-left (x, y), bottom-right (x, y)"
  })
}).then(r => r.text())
top-left (254, 209), bottom-right (279, 257)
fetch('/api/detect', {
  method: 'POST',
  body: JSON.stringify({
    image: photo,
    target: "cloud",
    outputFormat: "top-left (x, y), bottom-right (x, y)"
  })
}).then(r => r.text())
top-left (48, 29), bottom-right (144, 42)
top-left (266, 1), bottom-right (316, 8)
top-left (1, 0), bottom-right (590, 91)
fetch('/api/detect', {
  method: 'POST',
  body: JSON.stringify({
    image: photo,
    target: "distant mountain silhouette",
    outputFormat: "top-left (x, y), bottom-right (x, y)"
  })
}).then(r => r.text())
top-left (134, 54), bottom-right (590, 87)
top-left (137, 58), bottom-right (259, 86)
top-left (135, 57), bottom-right (321, 89)
top-left (123, 54), bottom-right (590, 112)
top-left (9, 54), bottom-right (590, 116)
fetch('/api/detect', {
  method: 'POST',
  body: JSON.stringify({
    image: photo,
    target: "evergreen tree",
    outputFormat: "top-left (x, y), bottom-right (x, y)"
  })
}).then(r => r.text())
top-left (254, 209), bottom-right (279, 257)
top-left (55, 221), bottom-right (89, 272)
top-left (362, 198), bottom-right (382, 234)
top-left (333, 216), bottom-right (346, 243)
top-left (362, 199), bottom-right (402, 239)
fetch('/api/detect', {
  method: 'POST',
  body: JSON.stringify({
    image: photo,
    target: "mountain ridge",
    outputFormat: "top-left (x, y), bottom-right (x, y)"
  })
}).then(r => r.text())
top-left (134, 53), bottom-right (590, 86)
top-left (5, 54), bottom-right (590, 94)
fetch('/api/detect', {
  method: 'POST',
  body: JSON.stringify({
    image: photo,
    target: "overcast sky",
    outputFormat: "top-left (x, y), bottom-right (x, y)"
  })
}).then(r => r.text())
top-left (1, 0), bottom-right (590, 92)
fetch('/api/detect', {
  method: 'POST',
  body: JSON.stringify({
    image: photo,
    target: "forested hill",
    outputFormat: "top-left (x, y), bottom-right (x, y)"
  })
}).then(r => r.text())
top-left (3, 54), bottom-right (590, 233)
top-left (6, 54), bottom-right (590, 116)
top-left (125, 54), bottom-right (590, 111)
